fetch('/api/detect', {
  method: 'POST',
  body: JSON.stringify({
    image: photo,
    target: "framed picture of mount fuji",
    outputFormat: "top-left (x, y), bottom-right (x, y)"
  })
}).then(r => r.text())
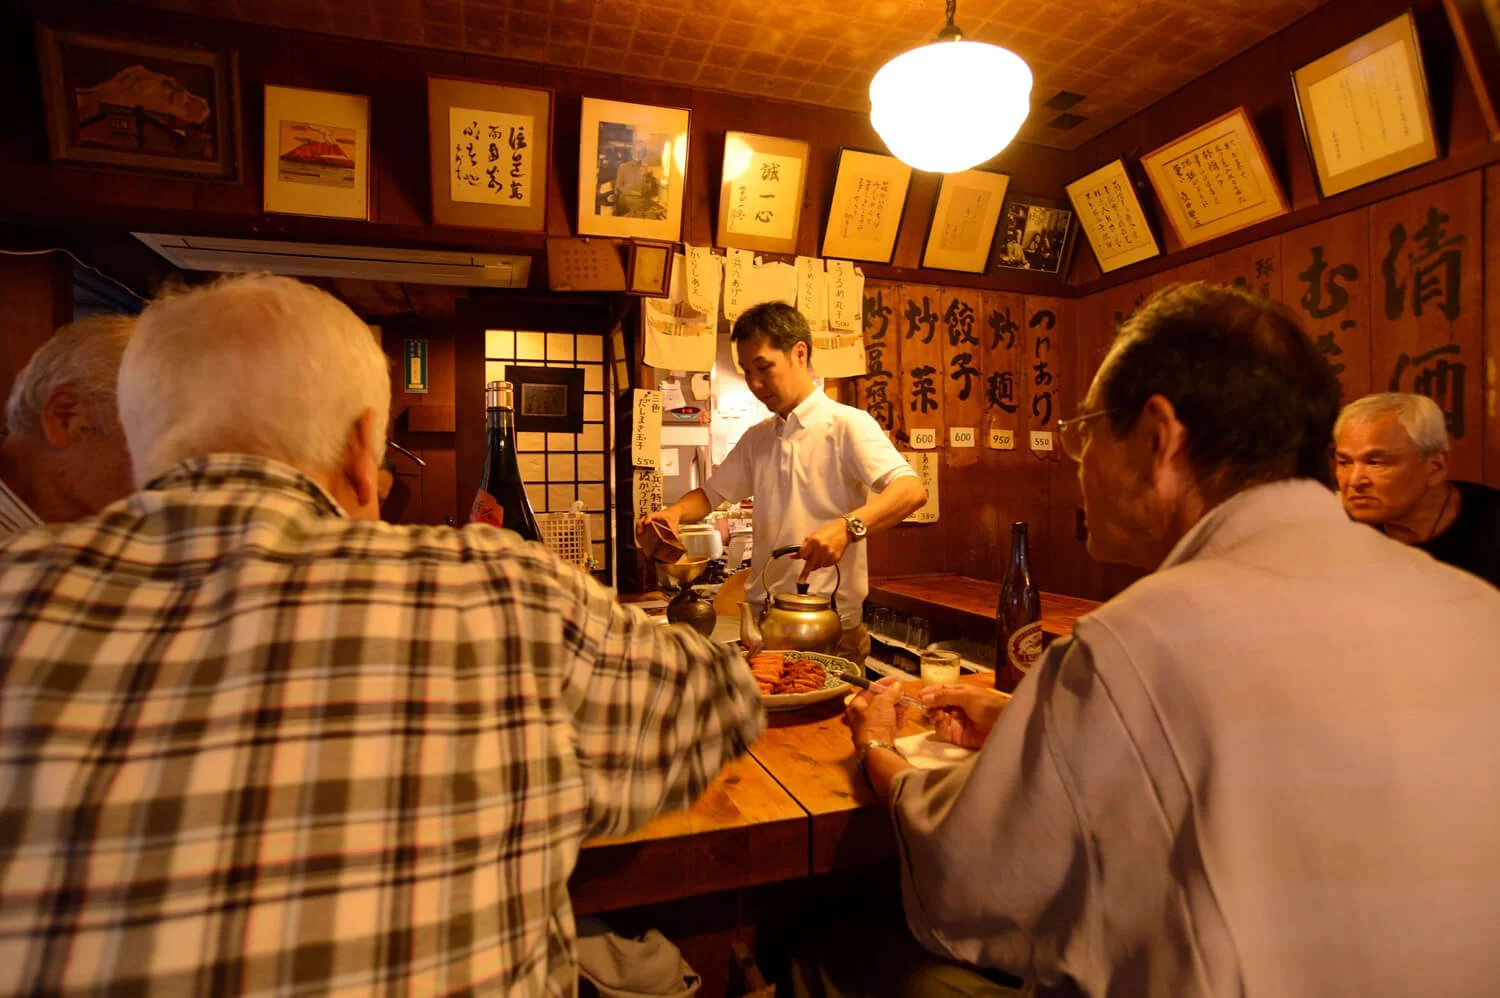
top-left (262, 85), bottom-right (371, 220)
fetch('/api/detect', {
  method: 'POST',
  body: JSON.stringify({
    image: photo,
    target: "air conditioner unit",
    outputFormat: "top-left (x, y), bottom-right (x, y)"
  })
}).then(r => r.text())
top-left (133, 233), bottom-right (532, 289)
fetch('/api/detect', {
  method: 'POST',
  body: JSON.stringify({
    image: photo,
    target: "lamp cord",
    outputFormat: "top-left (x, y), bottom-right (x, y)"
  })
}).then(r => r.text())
top-left (945, 0), bottom-right (956, 27)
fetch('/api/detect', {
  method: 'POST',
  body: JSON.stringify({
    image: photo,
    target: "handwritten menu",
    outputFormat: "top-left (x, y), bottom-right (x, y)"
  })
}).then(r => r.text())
top-left (546, 238), bottom-right (626, 291)
top-left (633, 468), bottom-right (664, 522)
top-left (1066, 160), bottom-right (1160, 273)
top-left (796, 256), bottom-right (828, 328)
top-left (1143, 110), bottom-right (1286, 247)
top-left (723, 248), bottom-right (796, 321)
top-left (726, 151), bottom-right (802, 242)
top-left (822, 151), bottom-right (912, 262)
top-left (450, 107), bottom-right (533, 207)
top-left (1025, 298), bottom-right (1067, 455)
top-left (685, 244), bottom-right (722, 318)
top-left (899, 284), bottom-right (948, 442)
top-left (939, 288), bottom-right (985, 467)
top-left (630, 389), bottom-right (662, 469)
top-left (643, 254), bottom-right (715, 372)
top-left (900, 451), bottom-right (940, 524)
top-left (857, 281), bottom-right (901, 438)
top-left (981, 292), bottom-right (1024, 448)
top-left (827, 259), bottom-right (863, 331)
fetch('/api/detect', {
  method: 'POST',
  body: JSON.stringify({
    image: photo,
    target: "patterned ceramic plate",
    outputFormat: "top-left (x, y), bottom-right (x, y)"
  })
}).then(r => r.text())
top-left (754, 650), bottom-right (859, 712)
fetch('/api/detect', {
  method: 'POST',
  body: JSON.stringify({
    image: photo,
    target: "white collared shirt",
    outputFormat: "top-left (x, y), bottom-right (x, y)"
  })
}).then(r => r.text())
top-left (0, 475), bottom-right (41, 539)
top-left (704, 389), bottom-right (916, 627)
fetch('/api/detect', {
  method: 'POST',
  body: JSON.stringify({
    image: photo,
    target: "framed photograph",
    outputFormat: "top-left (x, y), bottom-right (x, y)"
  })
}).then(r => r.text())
top-left (626, 240), bottom-right (673, 298)
top-left (36, 25), bottom-right (241, 181)
top-left (1444, 0), bottom-right (1500, 141)
top-left (994, 192), bottom-right (1078, 276)
top-left (1140, 106), bottom-right (1288, 248)
top-left (920, 169), bottom-right (1009, 273)
top-left (717, 131), bottom-right (808, 256)
top-left (1066, 159), bottom-right (1161, 273)
top-left (821, 148), bottom-right (912, 263)
top-left (577, 97), bottom-right (689, 241)
top-left (1291, 12), bottom-right (1439, 198)
top-left (509, 365), bottom-right (585, 434)
top-left (262, 85), bottom-right (370, 220)
top-left (428, 75), bottom-right (550, 232)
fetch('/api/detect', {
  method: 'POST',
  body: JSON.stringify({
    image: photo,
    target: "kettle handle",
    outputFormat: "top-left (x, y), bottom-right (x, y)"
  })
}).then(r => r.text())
top-left (761, 544), bottom-right (840, 612)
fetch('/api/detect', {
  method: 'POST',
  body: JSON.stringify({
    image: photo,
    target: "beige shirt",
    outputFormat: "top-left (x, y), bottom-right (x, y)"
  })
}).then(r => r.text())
top-left (892, 479), bottom-right (1500, 996)
top-left (704, 388), bottom-right (915, 628)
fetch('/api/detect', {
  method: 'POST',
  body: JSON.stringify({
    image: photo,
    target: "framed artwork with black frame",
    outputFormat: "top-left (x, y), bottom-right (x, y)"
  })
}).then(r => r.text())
top-left (994, 191), bottom-right (1078, 276)
top-left (920, 168), bottom-right (1009, 273)
top-left (626, 239), bottom-right (673, 297)
top-left (820, 147), bottom-right (912, 263)
top-left (1290, 11), bottom-right (1439, 198)
top-left (509, 365), bottom-right (585, 434)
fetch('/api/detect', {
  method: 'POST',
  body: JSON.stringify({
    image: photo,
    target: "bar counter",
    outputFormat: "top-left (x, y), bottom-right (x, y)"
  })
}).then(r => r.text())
top-left (869, 573), bottom-right (1101, 638)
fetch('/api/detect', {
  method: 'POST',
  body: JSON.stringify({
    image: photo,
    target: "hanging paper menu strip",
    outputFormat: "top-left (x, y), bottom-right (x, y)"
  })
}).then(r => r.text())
top-left (827, 259), bottom-right (864, 332)
top-left (643, 253), bottom-right (716, 372)
top-left (630, 389), bottom-right (662, 469)
top-left (685, 245), bottom-right (723, 319)
top-left (900, 450), bottom-right (940, 523)
top-left (796, 256), bottom-right (828, 329)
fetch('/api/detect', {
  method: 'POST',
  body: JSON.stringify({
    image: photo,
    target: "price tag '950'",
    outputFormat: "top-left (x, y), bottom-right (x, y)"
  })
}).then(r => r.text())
top-left (911, 428), bottom-right (937, 450)
top-left (988, 427), bottom-right (1015, 450)
top-left (1030, 430), bottom-right (1055, 452)
top-left (949, 427), bottom-right (976, 448)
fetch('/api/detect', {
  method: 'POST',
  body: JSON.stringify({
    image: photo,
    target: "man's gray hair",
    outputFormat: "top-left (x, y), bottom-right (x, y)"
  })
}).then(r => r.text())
top-left (5, 315), bottom-right (135, 437)
top-left (1335, 392), bottom-right (1449, 455)
top-left (119, 274), bottom-right (390, 486)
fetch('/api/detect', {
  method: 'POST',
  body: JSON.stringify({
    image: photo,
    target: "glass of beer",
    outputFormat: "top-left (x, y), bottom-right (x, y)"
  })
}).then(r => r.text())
top-left (919, 649), bottom-right (961, 686)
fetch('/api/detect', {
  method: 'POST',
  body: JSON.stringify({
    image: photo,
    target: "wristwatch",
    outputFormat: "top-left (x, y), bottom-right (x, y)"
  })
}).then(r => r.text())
top-left (856, 738), bottom-right (905, 789)
top-left (843, 513), bottom-right (868, 541)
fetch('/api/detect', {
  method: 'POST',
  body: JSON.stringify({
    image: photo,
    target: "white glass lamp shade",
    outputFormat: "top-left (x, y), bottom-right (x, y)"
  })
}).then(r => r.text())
top-left (870, 40), bottom-right (1033, 173)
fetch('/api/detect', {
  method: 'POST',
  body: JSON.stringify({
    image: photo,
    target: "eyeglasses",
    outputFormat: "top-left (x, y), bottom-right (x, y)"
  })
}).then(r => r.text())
top-left (1056, 409), bottom-right (1120, 462)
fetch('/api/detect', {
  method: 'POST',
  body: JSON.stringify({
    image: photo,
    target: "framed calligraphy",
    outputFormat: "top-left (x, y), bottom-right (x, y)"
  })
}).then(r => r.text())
top-left (1291, 12), bottom-right (1439, 199)
top-left (262, 85), bottom-right (370, 220)
top-left (717, 131), bottom-right (808, 256)
top-left (626, 240), bottom-right (673, 298)
top-left (1141, 106), bottom-right (1288, 249)
top-left (428, 75), bottom-right (551, 232)
top-left (994, 192), bottom-right (1078, 276)
top-left (821, 148), bottom-right (913, 264)
top-left (920, 169), bottom-right (1010, 273)
top-left (1444, 0), bottom-right (1500, 142)
top-left (509, 365), bottom-right (585, 435)
top-left (578, 97), bottom-right (690, 242)
top-left (1065, 159), bottom-right (1161, 273)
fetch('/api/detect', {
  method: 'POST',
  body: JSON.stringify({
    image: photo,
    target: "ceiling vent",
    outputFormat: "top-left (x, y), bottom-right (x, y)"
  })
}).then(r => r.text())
top-left (1047, 112), bottom-right (1087, 130)
top-left (133, 233), bottom-right (532, 289)
top-left (1042, 90), bottom-right (1084, 111)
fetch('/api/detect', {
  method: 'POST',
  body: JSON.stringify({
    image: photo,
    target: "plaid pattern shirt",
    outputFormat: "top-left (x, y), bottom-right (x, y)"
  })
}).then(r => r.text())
top-left (0, 454), bottom-right (765, 997)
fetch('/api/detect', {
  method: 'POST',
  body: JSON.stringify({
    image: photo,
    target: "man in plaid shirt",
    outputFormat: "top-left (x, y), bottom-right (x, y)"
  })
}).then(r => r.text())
top-left (0, 275), bottom-right (766, 995)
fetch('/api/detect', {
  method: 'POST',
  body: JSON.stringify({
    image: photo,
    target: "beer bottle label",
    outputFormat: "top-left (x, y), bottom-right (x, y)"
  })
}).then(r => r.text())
top-left (471, 490), bottom-right (505, 528)
top-left (1006, 621), bottom-right (1044, 675)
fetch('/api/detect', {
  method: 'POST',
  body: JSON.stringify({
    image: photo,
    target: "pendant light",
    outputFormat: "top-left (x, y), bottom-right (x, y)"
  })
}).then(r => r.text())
top-left (869, 0), bottom-right (1033, 174)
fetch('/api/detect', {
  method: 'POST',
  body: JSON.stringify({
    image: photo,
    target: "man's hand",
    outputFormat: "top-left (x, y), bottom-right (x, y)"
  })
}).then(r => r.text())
top-left (634, 507), bottom-right (682, 553)
top-left (919, 684), bottom-right (1011, 750)
top-left (796, 520), bottom-right (850, 582)
top-left (843, 676), bottom-right (908, 747)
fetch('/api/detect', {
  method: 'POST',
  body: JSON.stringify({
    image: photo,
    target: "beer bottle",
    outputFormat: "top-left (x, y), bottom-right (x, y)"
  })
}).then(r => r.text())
top-left (994, 521), bottom-right (1042, 692)
top-left (470, 381), bottom-right (542, 541)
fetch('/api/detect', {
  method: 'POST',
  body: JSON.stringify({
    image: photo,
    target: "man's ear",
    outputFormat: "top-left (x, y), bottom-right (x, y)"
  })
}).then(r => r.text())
top-left (39, 387), bottom-right (84, 448)
top-left (1140, 394), bottom-right (1188, 469)
top-left (340, 408), bottom-right (381, 519)
top-left (1426, 447), bottom-right (1450, 486)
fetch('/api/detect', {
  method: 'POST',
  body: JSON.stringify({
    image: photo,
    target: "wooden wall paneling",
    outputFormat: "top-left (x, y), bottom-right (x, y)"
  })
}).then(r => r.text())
top-left (1368, 172), bottom-right (1486, 480)
top-left (1208, 235), bottom-right (1284, 302)
top-left (938, 286), bottom-right (986, 467)
top-left (1486, 166), bottom-right (1500, 488)
top-left (1019, 297), bottom-right (1066, 595)
top-left (0, 252), bottom-right (72, 422)
top-left (1279, 210), bottom-right (1373, 404)
top-left (1082, 278), bottom-right (1154, 388)
top-left (1150, 257), bottom-right (1213, 291)
top-left (897, 284), bottom-right (947, 445)
top-left (854, 280), bottom-right (902, 441)
top-left (980, 292), bottom-right (1027, 446)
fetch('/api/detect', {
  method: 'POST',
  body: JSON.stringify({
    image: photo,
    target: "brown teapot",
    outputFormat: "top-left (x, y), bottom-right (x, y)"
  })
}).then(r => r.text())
top-left (738, 545), bottom-right (842, 655)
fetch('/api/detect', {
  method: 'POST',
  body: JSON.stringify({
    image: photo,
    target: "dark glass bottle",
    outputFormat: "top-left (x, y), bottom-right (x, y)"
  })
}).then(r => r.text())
top-left (994, 521), bottom-right (1042, 692)
top-left (470, 381), bottom-right (542, 542)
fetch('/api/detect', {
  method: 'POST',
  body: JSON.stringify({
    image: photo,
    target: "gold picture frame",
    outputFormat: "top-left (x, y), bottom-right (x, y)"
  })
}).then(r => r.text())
top-left (1291, 11), bottom-right (1439, 198)
top-left (1065, 159), bottom-right (1161, 274)
top-left (428, 75), bottom-right (551, 232)
top-left (263, 85), bottom-right (370, 221)
top-left (821, 148), bottom-right (912, 263)
top-left (577, 97), bottom-right (690, 242)
top-left (1444, 0), bottom-right (1500, 142)
top-left (1140, 106), bottom-right (1288, 248)
top-left (717, 131), bottom-right (808, 256)
top-left (920, 168), bottom-right (1010, 273)
top-left (626, 240), bottom-right (673, 298)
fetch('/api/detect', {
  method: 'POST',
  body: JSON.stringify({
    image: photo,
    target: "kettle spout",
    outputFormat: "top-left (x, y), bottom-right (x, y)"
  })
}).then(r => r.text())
top-left (738, 601), bottom-right (763, 656)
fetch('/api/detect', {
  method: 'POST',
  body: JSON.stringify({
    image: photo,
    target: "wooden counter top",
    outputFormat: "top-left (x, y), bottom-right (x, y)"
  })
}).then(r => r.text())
top-left (869, 573), bottom-right (1100, 638)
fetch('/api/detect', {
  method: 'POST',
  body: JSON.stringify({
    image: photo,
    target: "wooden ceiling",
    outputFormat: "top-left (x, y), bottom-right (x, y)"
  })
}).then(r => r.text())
top-left (134, 0), bottom-right (1330, 149)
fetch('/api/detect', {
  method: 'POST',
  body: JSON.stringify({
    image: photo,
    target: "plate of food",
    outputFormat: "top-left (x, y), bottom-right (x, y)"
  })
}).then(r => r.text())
top-left (746, 649), bottom-right (858, 711)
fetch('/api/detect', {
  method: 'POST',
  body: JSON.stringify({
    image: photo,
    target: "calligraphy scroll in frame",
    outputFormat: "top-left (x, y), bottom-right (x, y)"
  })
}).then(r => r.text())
top-left (1141, 106), bottom-right (1288, 249)
top-left (1368, 173), bottom-right (1483, 480)
top-left (1066, 159), bottom-right (1161, 274)
top-left (898, 284), bottom-right (947, 449)
top-left (428, 75), bottom-right (551, 232)
top-left (718, 132), bottom-right (808, 256)
top-left (822, 149), bottom-right (912, 264)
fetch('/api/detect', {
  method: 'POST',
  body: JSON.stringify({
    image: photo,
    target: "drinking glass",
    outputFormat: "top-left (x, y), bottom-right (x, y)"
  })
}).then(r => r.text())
top-left (891, 612), bottom-right (909, 645)
top-left (908, 617), bottom-right (930, 651)
top-left (872, 608), bottom-right (892, 639)
top-left (919, 649), bottom-right (961, 685)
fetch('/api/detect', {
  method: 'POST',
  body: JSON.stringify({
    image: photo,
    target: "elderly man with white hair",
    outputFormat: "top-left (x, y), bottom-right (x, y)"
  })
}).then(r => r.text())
top-left (0, 314), bottom-right (135, 536)
top-left (0, 274), bottom-right (764, 995)
top-left (1334, 391), bottom-right (1500, 587)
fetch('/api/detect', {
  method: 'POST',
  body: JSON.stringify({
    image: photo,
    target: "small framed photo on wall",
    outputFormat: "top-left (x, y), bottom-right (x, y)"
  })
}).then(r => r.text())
top-left (1291, 11), bottom-right (1439, 198)
top-left (1140, 106), bottom-right (1288, 248)
top-left (263, 85), bottom-right (371, 220)
top-left (994, 192), bottom-right (1077, 276)
top-left (577, 97), bottom-right (690, 242)
top-left (920, 168), bottom-right (1009, 273)
top-left (626, 240), bottom-right (673, 298)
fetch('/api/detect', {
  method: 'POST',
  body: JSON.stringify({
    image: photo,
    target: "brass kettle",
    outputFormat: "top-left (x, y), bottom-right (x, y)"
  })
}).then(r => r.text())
top-left (738, 545), bottom-right (842, 655)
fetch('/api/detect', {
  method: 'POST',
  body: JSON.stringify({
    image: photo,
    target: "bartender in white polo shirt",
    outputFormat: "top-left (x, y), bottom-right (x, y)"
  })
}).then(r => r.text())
top-left (637, 302), bottom-right (926, 664)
